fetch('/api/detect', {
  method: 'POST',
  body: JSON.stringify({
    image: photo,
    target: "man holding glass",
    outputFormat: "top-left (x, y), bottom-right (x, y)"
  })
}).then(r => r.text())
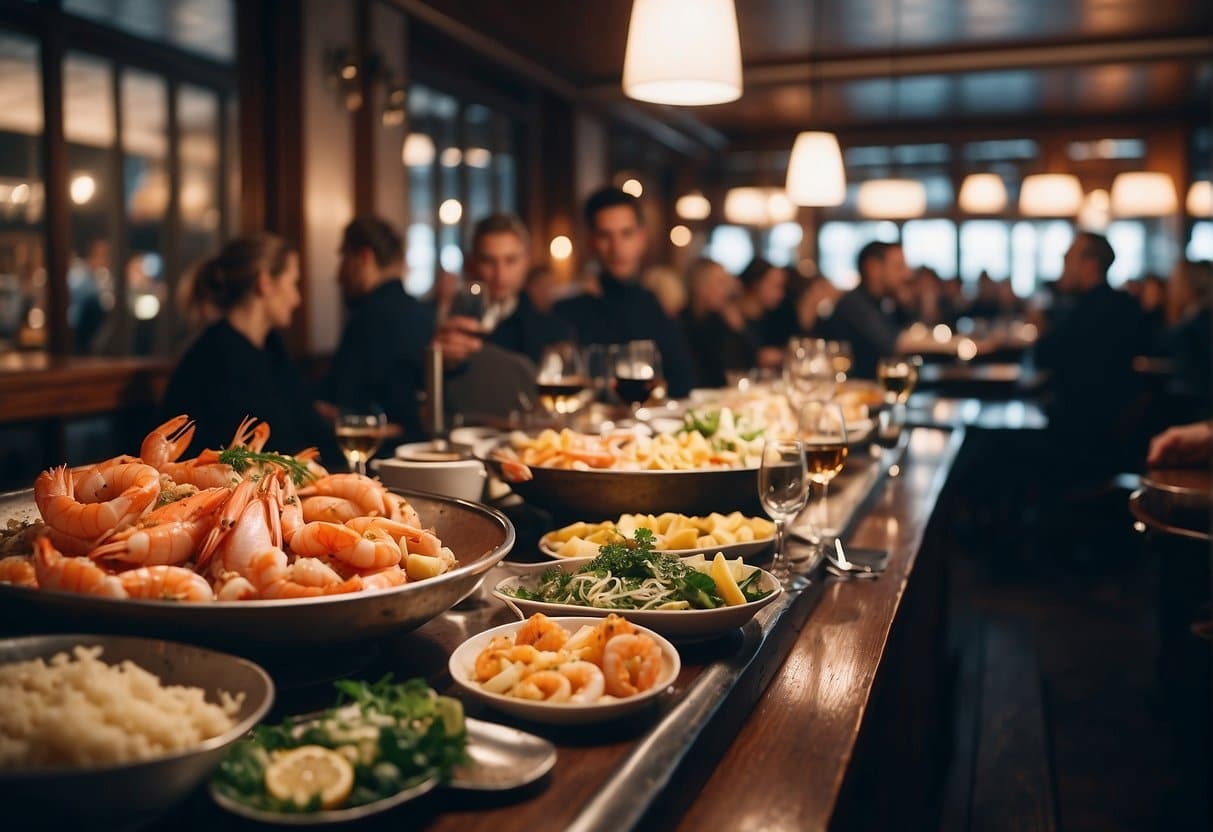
top-left (553, 187), bottom-right (696, 397)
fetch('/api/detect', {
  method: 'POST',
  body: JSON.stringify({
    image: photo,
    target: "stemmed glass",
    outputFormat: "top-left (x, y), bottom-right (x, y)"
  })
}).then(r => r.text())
top-left (758, 438), bottom-right (809, 587)
top-left (336, 409), bottom-right (385, 476)
top-left (876, 355), bottom-right (920, 433)
top-left (800, 401), bottom-right (848, 546)
top-left (535, 342), bottom-right (589, 427)
top-left (612, 340), bottom-right (666, 416)
top-left (784, 337), bottom-right (836, 408)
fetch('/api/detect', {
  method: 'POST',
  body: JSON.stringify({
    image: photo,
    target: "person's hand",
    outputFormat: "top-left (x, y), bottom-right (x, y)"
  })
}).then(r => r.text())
top-left (432, 315), bottom-right (484, 368)
top-left (1147, 421), bottom-right (1213, 468)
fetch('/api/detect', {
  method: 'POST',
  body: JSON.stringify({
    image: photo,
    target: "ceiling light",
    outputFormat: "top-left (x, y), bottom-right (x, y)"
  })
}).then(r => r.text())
top-left (464, 147), bottom-right (492, 168)
top-left (1078, 189), bottom-right (1110, 231)
top-left (857, 179), bottom-right (926, 219)
top-left (438, 198), bottom-right (462, 225)
top-left (1188, 181), bottom-right (1212, 218)
top-left (675, 191), bottom-right (711, 220)
top-left (1110, 171), bottom-right (1178, 217)
top-left (69, 174), bottom-right (96, 205)
top-left (785, 131), bottom-right (846, 207)
top-left (1018, 173), bottom-right (1083, 217)
top-left (439, 147), bottom-right (462, 167)
top-left (723, 187), bottom-right (798, 226)
top-left (621, 178), bottom-right (644, 197)
top-left (549, 235), bottom-right (573, 260)
top-left (402, 133), bottom-right (435, 167)
top-left (957, 173), bottom-right (1006, 214)
top-left (669, 225), bottom-right (692, 247)
top-left (622, 0), bottom-right (742, 106)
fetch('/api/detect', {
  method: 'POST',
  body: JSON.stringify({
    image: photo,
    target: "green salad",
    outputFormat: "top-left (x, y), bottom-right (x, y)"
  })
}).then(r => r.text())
top-left (508, 529), bottom-right (771, 611)
top-left (212, 677), bottom-right (467, 813)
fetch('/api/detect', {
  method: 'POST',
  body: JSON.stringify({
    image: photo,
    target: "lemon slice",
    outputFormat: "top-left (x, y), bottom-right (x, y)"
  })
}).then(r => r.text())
top-left (265, 745), bottom-right (355, 810)
top-left (433, 696), bottom-right (465, 737)
top-left (710, 552), bottom-right (747, 606)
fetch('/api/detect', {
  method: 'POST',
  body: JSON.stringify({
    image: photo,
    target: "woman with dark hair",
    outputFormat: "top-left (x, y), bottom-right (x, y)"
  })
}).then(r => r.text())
top-left (161, 233), bottom-right (338, 461)
top-left (681, 258), bottom-right (755, 388)
top-left (737, 257), bottom-right (792, 370)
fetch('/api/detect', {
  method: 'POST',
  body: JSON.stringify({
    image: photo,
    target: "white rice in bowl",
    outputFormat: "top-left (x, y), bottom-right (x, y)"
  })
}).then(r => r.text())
top-left (0, 645), bottom-right (243, 770)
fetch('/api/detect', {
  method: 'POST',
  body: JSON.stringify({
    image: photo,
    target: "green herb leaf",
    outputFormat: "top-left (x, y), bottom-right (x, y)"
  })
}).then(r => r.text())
top-left (218, 446), bottom-right (317, 485)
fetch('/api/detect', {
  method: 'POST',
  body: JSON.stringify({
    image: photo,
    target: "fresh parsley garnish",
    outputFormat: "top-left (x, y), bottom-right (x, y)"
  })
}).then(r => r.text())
top-left (217, 447), bottom-right (317, 485)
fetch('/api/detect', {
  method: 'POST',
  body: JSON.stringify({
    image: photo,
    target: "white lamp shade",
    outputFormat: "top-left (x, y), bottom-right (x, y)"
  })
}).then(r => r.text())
top-left (723, 187), bottom-right (797, 226)
top-left (957, 173), bottom-right (1007, 214)
top-left (675, 191), bottom-right (712, 220)
top-left (1078, 189), bottom-right (1111, 231)
top-left (402, 133), bottom-right (435, 167)
top-left (785, 131), bottom-right (846, 207)
top-left (623, 0), bottom-right (742, 106)
top-left (1188, 181), bottom-right (1213, 218)
top-left (1018, 173), bottom-right (1083, 217)
top-left (1110, 171), bottom-right (1178, 217)
top-left (857, 179), bottom-right (926, 219)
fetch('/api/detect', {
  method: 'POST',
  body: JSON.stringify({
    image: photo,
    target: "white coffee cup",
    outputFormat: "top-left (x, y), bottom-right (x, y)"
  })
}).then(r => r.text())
top-left (373, 443), bottom-right (487, 503)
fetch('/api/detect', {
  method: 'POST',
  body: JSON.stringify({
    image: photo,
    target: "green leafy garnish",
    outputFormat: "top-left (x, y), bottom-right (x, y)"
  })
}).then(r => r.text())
top-left (218, 446), bottom-right (317, 485)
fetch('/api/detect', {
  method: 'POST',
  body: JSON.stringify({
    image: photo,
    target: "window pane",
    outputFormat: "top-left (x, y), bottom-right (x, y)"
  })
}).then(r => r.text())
top-left (959, 220), bottom-right (1008, 283)
top-left (817, 221), bottom-right (899, 289)
top-left (1188, 221), bottom-right (1213, 261)
top-left (764, 222), bottom-right (802, 266)
top-left (122, 69), bottom-right (168, 355)
top-left (0, 32), bottom-right (45, 355)
top-left (903, 219), bottom-right (956, 278)
top-left (707, 225), bottom-right (754, 275)
top-left (1037, 221), bottom-right (1073, 281)
top-left (464, 103), bottom-right (493, 226)
top-left (64, 0), bottom-right (235, 63)
top-left (1106, 220), bottom-right (1145, 287)
top-left (65, 53), bottom-right (117, 354)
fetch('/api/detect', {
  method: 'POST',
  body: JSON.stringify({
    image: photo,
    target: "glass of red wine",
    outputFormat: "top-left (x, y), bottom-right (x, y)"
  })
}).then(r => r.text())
top-left (612, 340), bottom-right (665, 417)
top-left (535, 342), bottom-right (589, 428)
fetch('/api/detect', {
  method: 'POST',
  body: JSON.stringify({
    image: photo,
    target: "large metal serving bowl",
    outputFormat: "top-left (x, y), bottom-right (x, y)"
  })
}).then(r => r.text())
top-left (0, 633), bottom-right (273, 829)
top-left (0, 489), bottom-right (514, 651)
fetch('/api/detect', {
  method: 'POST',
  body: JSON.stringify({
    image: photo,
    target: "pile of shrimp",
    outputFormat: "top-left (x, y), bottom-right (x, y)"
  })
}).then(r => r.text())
top-left (472, 613), bottom-right (665, 703)
top-left (0, 415), bottom-right (456, 602)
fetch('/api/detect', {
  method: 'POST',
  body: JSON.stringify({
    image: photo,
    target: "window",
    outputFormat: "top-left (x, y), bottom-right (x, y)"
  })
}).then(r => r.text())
top-left (1008, 221), bottom-right (1073, 295)
top-left (707, 225), bottom-right (754, 275)
top-left (63, 0), bottom-right (236, 63)
top-left (1188, 222), bottom-right (1213, 261)
top-left (903, 220), bottom-right (956, 278)
top-left (1106, 221), bottom-right (1146, 286)
top-left (763, 222), bottom-right (802, 267)
top-left (959, 221), bottom-right (1008, 284)
top-left (817, 221), bottom-right (898, 289)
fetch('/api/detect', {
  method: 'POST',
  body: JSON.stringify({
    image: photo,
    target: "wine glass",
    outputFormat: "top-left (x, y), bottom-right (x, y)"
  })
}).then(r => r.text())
top-left (758, 438), bottom-right (809, 588)
top-left (826, 341), bottom-right (853, 384)
top-left (799, 401), bottom-right (848, 547)
top-left (612, 340), bottom-right (665, 415)
top-left (783, 337), bottom-right (836, 408)
top-left (336, 409), bottom-right (385, 476)
top-left (877, 355), bottom-right (921, 432)
top-left (536, 342), bottom-right (589, 426)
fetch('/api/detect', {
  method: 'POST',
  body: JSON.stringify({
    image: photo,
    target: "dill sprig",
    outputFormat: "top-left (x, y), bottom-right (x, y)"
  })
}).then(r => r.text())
top-left (217, 447), bottom-right (317, 485)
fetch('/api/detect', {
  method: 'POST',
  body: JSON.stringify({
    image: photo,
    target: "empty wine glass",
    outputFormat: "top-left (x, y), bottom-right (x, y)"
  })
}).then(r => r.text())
top-left (758, 437), bottom-right (809, 587)
top-left (800, 401), bottom-right (848, 547)
top-left (784, 337), bottom-right (836, 408)
top-left (613, 340), bottom-right (666, 416)
top-left (536, 342), bottom-right (589, 426)
top-left (336, 409), bottom-right (385, 476)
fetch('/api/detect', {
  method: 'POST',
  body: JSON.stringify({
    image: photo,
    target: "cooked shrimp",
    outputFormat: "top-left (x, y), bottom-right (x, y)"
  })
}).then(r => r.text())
top-left (90, 487), bottom-right (229, 566)
top-left (384, 493), bottom-right (421, 526)
top-left (511, 670), bottom-right (571, 702)
top-left (515, 613), bottom-right (569, 652)
top-left (571, 613), bottom-right (637, 665)
top-left (289, 557), bottom-right (345, 588)
top-left (278, 476), bottom-right (305, 545)
top-left (474, 636), bottom-right (517, 681)
top-left (359, 565), bottom-right (407, 591)
top-left (229, 415), bottom-right (271, 452)
top-left (601, 633), bottom-right (663, 697)
top-left (119, 565), bottom-right (214, 602)
top-left (260, 571), bottom-right (362, 599)
top-left (43, 526), bottom-right (95, 557)
top-left (289, 521), bottom-right (400, 570)
top-left (214, 573), bottom-right (257, 601)
top-left (299, 474), bottom-right (391, 517)
top-left (35, 462), bottom-right (160, 540)
top-left (0, 555), bottom-right (37, 588)
top-left (32, 537), bottom-right (126, 598)
top-left (301, 496), bottom-right (362, 524)
top-left (295, 447), bottom-right (330, 480)
top-left (560, 661), bottom-right (605, 704)
top-left (140, 414), bottom-right (195, 468)
top-left (344, 517), bottom-right (441, 558)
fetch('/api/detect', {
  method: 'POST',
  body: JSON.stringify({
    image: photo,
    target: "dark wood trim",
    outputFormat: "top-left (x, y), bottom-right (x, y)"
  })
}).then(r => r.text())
top-left (236, 1), bottom-right (268, 232)
top-left (38, 16), bottom-right (70, 355)
top-left (217, 93), bottom-right (231, 239)
top-left (160, 80), bottom-right (182, 354)
top-left (352, 0), bottom-right (375, 215)
top-left (109, 66), bottom-right (132, 353)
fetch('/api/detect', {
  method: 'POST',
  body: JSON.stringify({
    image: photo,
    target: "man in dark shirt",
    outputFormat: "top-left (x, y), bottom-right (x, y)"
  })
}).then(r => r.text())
top-left (320, 216), bottom-right (434, 441)
top-left (470, 213), bottom-right (572, 364)
top-left (817, 240), bottom-right (911, 378)
top-left (553, 187), bottom-right (696, 396)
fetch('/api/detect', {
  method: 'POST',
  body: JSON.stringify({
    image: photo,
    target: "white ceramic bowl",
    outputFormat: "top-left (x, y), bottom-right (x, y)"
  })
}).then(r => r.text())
top-left (449, 616), bottom-right (680, 725)
top-left (374, 444), bottom-right (486, 502)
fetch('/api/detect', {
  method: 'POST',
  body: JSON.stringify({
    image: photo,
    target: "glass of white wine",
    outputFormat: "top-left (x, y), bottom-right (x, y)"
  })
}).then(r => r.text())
top-left (536, 342), bottom-right (589, 427)
top-left (877, 355), bottom-right (921, 433)
top-left (336, 410), bottom-right (385, 476)
top-left (800, 401), bottom-right (848, 547)
top-left (758, 437), bottom-right (809, 587)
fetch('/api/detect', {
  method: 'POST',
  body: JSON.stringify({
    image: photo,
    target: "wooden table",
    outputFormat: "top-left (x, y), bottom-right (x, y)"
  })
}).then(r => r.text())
top-left (141, 427), bottom-right (965, 832)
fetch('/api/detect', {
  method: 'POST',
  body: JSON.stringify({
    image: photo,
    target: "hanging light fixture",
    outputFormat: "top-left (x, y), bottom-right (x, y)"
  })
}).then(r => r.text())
top-left (857, 179), bottom-right (926, 219)
top-left (723, 187), bottom-right (798, 226)
top-left (622, 0), bottom-right (742, 106)
top-left (1110, 171), bottom-right (1178, 217)
top-left (402, 133), bottom-right (435, 167)
top-left (1187, 181), bottom-right (1212, 218)
top-left (675, 191), bottom-right (711, 220)
top-left (1078, 189), bottom-right (1111, 231)
top-left (957, 173), bottom-right (1007, 214)
top-left (786, 132), bottom-right (846, 207)
top-left (1019, 173), bottom-right (1083, 216)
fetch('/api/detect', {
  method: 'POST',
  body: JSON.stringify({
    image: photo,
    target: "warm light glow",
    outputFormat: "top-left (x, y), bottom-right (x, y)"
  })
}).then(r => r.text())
top-left (723, 187), bottom-right (798, 226)
top-left (1018, 173), bottom-right (1083, 216)
top-left (549, 235), bottom-right (573, 260)
top-left (1187, 181), bottom-right (1212, 218)
top-left (932, 324), bottom-right (952, 343)
top-left (857, 179), bottom-right (927, 219)
top-left (957, 338), bottom-right (977, 361)
top-left (132, 294), bottom-right (160, 320)
top-left (622, 0), bottom-right (742, 106)
top-left (786, 132), bottom-right (846, 207)
top-left (69, 174), bottom-right (96, 205)
top-left (438, 198), bottom-right (462, 225)
top-left (669, 224), bottom-right (692, 246)
top-left (957, 173), bottom-right (1006, 213)
top-left (27, 307), bottom-right (45, 329)
top-left (439, 147), bottom-right (463, 167)
top-left (621, 178), bottom-right (644, 197)
top-left (402, 133), bottom-right (435, 167)
top-left (675, 192), bottom-right (711, 220)
top-left (1078, 189), bottom-right (1111, 231)
top-left (10, 183), bottom-right (30, 205)
top-left (464, 147), bottom-right (492, 168)
top-left (1111, 171), bottom-right (1178, 217)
